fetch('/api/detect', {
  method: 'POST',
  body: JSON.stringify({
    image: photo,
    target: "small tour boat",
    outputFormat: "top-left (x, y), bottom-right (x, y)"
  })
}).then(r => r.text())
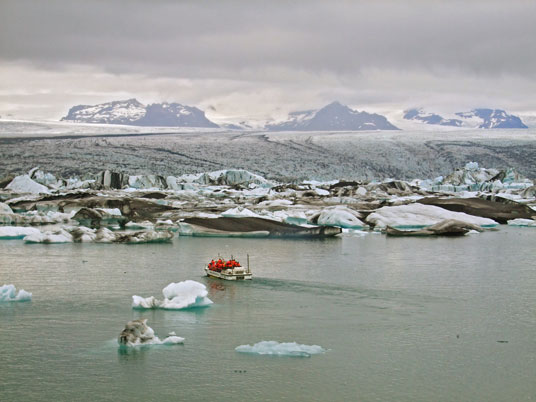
top-left (205, 255), bottom-right (252, 280)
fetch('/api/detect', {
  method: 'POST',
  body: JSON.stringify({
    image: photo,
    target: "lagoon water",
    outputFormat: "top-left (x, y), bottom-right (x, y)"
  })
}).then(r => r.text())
top-left (1, 227), bottom-right (535, 401)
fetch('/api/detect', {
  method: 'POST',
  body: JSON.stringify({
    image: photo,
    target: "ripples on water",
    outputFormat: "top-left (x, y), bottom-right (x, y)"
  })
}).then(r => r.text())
top-left (1, 227), bottom-right (535, 401)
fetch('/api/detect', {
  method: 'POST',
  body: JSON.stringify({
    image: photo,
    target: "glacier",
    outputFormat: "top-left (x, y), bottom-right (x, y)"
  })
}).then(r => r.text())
top-left (235, 341), bottom-right (326, 357)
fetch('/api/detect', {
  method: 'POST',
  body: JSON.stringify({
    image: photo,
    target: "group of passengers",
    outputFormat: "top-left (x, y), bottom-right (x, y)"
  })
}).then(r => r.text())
top-left (208, 258), bottom-right (241, 271)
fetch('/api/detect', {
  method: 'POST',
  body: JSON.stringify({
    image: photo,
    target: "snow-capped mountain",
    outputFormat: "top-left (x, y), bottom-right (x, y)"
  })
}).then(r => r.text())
top-left (403, 108), bottom-right (462, 127)
top-left (61, 99), bottom-right (219, 128)
top-left (266, 101), bottom-right (399, 131)
top-left (455, 109), bottom-right (528, 129)
top-left (403, 108), bottom-right (527, 129)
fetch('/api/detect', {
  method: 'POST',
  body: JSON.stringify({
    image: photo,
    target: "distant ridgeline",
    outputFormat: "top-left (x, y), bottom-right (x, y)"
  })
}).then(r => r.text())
top-left (61, 99), bottom-right (219, 128)
top-left (61, 99), bottom-right (528, 130)
top-left (404, 108), bottom-right (528, 129)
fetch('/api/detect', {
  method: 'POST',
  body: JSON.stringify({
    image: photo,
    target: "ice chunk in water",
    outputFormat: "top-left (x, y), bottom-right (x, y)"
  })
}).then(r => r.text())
top-left (235, 341), bottom-right (325, 357)
top-left (132, 280), bottom-right (213, 310)
top-left (0, 284), bottom-right (32, 302)
top-left (118, 319), bottom-right (184, 347)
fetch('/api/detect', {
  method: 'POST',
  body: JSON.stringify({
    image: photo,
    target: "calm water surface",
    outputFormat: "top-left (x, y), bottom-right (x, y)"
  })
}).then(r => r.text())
top-left (1, 227), bottom-right (535, 401)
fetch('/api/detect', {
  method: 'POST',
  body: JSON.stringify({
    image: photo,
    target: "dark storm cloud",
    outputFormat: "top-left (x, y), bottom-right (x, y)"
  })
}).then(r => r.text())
top-left (1, 0), bottom-right (535, 79)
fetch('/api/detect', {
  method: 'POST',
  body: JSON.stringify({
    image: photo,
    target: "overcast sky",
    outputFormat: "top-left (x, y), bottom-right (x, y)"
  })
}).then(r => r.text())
top-left (1, 0), bottom-right (535, 122)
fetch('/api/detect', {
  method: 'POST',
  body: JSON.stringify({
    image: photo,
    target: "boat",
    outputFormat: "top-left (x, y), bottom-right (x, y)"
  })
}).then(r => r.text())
top-left (204, 255), bottom-right (252, 280)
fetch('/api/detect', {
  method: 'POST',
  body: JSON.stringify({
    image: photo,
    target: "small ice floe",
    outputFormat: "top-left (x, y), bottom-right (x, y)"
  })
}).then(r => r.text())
top-left (0, 284), bottom-right (32, 302)
top-left (132, 280), bottom-right (213, 310)
top-left (117, 319), bottom-right (184, 347)
top-left (507, 218), bottom-right (536, 227)
top-left (0, 226), bottom-right (41, 240)
top-left (235, 341), bottom-right (326, 357)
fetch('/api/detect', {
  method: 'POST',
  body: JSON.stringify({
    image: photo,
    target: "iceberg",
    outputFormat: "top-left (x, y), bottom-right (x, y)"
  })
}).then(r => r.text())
top-left (132, 280), bottom-right (213, 310)
top-left (316, 207), bottom-right (365, 229)
top-left (366, 203), bottom-right (497, 229)
top-left (221, 207), bottom-right (262, 218)
top-left (235, 341), bottom-right (326, 357)
top-left (0, 284), bottom-right (32, 302)
top-left (5, 175), bottom-right (51, 194)
top-left (0, 226), bottom-right (41, 240)
top-left (24, 228), bottom-right (73, 243)
top-left (118, 319), bottom-right (184, 347)
top-left (0, 202), bottom-right (13, 214)
top-left (507, 218), bottom-right (536, 227)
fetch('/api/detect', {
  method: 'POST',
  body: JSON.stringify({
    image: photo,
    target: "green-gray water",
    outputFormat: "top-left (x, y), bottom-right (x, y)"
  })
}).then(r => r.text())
top-left (1, 228), bottom-right (535, 401)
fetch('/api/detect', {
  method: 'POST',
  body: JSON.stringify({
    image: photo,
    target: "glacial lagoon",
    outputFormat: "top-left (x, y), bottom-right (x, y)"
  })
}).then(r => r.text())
top-left (1, 228), bottom-right (535, 401)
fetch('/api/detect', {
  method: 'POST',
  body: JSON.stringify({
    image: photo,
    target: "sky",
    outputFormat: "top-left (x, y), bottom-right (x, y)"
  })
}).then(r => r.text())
top-left (1, 0), bottom-right (536, 123)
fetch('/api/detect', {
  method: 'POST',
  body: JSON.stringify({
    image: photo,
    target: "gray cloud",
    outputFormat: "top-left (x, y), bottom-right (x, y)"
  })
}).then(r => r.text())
top-left (1, 0), bottom-right (535, 119)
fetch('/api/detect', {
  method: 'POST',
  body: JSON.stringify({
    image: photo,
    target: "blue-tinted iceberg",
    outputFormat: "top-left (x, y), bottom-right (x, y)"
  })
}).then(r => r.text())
top-left (235, 341), bottom-right (326, 357)
top-left (0, 284), bottom-right (32, 302)
top-left (132, 280), bottom-right (213, 310)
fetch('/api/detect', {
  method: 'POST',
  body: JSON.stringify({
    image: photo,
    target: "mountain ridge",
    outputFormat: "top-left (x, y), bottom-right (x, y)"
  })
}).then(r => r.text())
top-left (62, 99), bottom-right (219, 128)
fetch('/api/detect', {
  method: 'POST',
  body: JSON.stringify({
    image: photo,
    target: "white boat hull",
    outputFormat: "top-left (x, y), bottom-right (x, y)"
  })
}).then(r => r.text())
top-left (204, 267), bottom-right (252, 280)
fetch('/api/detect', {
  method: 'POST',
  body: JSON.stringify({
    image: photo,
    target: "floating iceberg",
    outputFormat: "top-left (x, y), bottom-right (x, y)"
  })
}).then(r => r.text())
top-left (132, 280), bottom-right (213, 310)
top-left (118, 319), bottom-right (184, 347)
top-left (0, 226), bottom-right (41, 240)
top-left (24, 228), bottom-right (73, 243)
top-left (235, 341), bottom-right (326, 357)
top-left (507, 218), bottom-right (536, 227)
top-left (0, 284), bottom-right (32, 302)
top-left (316, 207), bottom-right (365, 229)
top-left (366, 203), bottom-right (497, 229)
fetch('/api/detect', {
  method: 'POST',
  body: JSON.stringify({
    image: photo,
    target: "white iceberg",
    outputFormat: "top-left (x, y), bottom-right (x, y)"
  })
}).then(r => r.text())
top-left (0, 202), bottom-right (13, 214)
top-left (507, 218), bottom-right (536, 227)
top-left (0, 284), bottom-right (32, 302)
top-left (221, 207), bottom-right (262, 218)
top-left (235, 341), bottom-right (326, 357)
top-left (132, 280), bottom-right (213, 310)
top-left (24, 228), bottom-right (73, 243)
top-left (5, 175), bottom-right (51, 194)
top-left (118, 319), bottom-right (184, 347)
top-left (366, 203), bottom-right (497, 229)
top-left (316, 207), bottom-right (365, 229)
top-left (0, 226), bottom-right (41, 240)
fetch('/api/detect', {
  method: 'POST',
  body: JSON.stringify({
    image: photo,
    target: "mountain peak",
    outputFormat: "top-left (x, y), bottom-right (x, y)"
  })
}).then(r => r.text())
top-left (267, 102), bottom-right (398, 131)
